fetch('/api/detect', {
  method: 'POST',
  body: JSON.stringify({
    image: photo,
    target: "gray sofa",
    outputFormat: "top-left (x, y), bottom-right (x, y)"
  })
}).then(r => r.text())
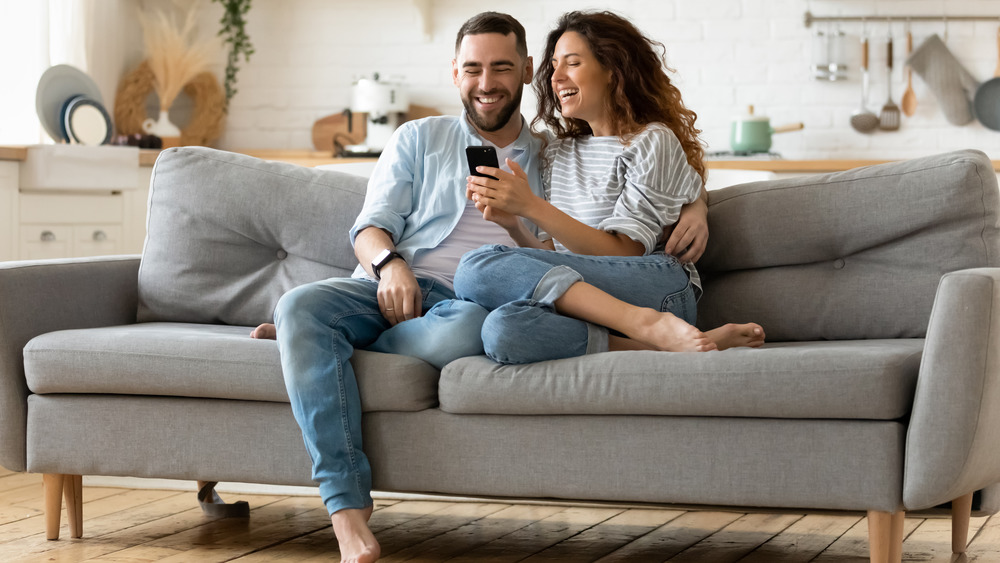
top-left (2, 147), bottom-right (999, 563)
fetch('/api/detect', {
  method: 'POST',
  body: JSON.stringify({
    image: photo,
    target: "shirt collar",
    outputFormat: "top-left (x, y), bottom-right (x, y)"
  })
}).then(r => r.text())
top-left (460, 110), bottom-right (536, 152)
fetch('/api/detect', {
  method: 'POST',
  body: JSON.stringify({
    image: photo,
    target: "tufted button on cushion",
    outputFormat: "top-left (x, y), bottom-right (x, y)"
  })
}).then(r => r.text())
top-left (138, 147), bottom-right (368, 326)
top-left (699, 150), bottom-right (998, 341)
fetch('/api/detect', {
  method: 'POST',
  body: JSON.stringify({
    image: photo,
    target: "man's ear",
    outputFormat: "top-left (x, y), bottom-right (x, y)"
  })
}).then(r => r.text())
top-left (452, 59), bottom-right (460, 87)
top-left (523, 56), bottom-right (533, 84)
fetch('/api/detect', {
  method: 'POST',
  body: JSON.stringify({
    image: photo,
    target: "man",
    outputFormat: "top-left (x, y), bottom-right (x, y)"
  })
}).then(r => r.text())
top-left (273, 12), bottom-right (708, 562)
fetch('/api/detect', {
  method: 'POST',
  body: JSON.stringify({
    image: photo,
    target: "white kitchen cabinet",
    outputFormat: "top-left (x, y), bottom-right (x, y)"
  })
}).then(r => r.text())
top-left (6, 145), bottom-right (147, 261)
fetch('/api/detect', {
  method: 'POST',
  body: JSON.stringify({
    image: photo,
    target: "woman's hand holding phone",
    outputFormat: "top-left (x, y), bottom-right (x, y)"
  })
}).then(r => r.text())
top-left (466, 158), bottom-right (540, 219)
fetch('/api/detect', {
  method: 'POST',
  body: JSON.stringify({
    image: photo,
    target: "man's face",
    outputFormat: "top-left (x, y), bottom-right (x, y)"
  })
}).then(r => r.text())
top-left (453, 32), bottom-right (533, 133)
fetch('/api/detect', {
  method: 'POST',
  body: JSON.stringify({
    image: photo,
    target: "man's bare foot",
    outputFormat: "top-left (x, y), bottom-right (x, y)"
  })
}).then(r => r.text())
top-left (331, 506), bottom-right (380, 563)
top-left (626, 309), bottom-right (717, 352)
top-left (250, 323), bottom-right (276, 340)
top-left (705, 323), bottom-right (765, 350)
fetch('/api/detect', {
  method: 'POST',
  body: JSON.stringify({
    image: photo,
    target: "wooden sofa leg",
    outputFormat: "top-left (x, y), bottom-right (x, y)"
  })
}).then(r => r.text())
top-left (63, 475), bottom-right (83, 538)
top-left (952, 492), bottom-right (974, 554)
top-left (43, 474), bottom-right (64, 540)
top-left (868, 509), bottom-right (905, 563)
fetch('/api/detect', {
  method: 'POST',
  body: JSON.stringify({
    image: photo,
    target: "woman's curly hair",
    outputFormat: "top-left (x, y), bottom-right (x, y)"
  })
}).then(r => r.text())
top-left (532, 10), bottom-right (706, 182)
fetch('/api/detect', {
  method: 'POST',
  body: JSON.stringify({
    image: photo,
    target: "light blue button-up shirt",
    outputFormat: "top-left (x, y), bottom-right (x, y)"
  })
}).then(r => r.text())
top-left (349, 112), bottom-right (545, 280)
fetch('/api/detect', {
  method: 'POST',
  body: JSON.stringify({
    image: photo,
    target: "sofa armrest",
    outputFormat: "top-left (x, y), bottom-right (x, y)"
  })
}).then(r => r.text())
top-left (904, 267), bottom-right (1000, 509)
top-left (0, 256), bottom-right (140, 472)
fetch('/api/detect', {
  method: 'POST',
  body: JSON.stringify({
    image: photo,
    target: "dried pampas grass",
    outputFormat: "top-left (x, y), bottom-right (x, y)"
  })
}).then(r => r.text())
top-left (138, 5), bottom-right (216, 113)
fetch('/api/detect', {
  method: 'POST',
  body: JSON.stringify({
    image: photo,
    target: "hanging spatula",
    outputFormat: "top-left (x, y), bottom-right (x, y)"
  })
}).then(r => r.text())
top-left (879, 35), bottom-right (901, 131)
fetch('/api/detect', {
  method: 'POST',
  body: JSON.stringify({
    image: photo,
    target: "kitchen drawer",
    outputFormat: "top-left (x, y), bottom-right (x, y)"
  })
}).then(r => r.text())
top-left (73, 224), bottom-right (123, 257)
top-left (20, 225), bottom-right (72, 260)
top-left (19, 192), bottom-right (124, 224)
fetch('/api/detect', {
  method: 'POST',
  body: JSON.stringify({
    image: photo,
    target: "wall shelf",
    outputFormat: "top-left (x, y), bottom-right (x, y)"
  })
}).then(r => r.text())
top-left (804, 11), bottom-right (1000, 28)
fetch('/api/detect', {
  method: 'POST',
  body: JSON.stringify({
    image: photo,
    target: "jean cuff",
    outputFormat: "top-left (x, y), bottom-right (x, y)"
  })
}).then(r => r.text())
top-left (531, 265), bottom-right (583, 305)
top-left (585, 322), bottom-right (609, 355)
top-left (321, 483), bottom-right (372, 516)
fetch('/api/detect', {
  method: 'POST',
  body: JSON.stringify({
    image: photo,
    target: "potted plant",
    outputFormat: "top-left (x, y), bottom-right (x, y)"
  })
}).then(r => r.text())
top-left (212, 0), bottom-right (254, 109)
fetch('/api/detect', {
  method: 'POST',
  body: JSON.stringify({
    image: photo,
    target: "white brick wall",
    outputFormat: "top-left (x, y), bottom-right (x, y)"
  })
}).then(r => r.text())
top-left (191, 0), bottom-right (1000, 159)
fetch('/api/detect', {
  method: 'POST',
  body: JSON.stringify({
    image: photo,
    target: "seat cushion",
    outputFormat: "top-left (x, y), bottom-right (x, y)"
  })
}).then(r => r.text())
top-left (23, 323), bottom-right (439, 413)
top-left (438, 340), bottom-right (924, 420)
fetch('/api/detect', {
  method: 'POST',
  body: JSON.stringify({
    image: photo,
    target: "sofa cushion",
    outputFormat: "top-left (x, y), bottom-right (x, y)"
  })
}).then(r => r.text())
top-left (698, 150), bottom-right (999, 341)
top-left (23, 323), bottom-right (438, 413)
top-left (137, 147), bottom-right (368, 327)
top-left (438, 340), bottom-right (924, 420)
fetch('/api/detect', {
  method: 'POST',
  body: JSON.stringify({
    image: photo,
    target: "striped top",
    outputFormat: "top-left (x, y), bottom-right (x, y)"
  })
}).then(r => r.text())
top-left (541, 123), bottom-right (704, 291)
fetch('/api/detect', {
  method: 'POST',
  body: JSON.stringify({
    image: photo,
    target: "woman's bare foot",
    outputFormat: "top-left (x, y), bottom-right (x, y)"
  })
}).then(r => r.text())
top-left (625, 309), bottom-right (717, 352)
top-left (331, 506), bottom-right (380, 563)
top-left (250, 323), bottom-right (276, 340)
top-left (608, 335), bottom-right (656, 351)
top-left (705, 323), bottom-right (765, 350)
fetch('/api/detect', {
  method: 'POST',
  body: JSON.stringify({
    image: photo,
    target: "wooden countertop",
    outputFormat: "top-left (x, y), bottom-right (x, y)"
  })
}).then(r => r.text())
top-left (3, 146), bottom-right (999, 173)
top-left (0, 147), bottom-right (27, 161)
top-left (223, 151), bottom-right (916, 173)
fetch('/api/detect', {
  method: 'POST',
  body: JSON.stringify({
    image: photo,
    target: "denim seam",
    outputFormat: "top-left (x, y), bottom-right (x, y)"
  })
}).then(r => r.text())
top-left (322, 309), bottom-right (377, 508)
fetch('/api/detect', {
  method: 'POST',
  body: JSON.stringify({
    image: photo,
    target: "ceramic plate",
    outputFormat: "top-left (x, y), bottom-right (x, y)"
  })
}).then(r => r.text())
top-left (62, 95), bottom-right (113, 145)
top-left (974, 78), bottom-right (1000, 132)
top-left (35, 64), bottom-right (104, 143)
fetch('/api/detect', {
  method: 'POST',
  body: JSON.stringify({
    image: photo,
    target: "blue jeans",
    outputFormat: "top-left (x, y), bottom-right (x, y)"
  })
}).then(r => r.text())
top-left (453, 245), bottom-right (696, 364)
top-left (274, 276), bottom-right (487, 514)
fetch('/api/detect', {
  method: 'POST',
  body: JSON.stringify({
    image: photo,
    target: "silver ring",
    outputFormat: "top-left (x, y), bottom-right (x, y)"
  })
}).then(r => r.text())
top-left (386, 307), bottom-right (394, 311)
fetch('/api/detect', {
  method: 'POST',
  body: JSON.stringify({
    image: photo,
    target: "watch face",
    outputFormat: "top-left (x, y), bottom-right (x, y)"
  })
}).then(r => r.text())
top-left (373, 249), bottom-right (392, 266)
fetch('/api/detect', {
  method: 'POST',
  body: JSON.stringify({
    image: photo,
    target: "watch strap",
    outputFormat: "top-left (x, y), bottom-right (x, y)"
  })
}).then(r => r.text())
top-left (373, 251), bottom-right (403, 279)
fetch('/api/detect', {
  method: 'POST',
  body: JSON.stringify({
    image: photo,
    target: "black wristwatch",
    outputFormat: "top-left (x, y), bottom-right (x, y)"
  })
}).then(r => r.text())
top-left (371, 249), bottom-right (404, 280)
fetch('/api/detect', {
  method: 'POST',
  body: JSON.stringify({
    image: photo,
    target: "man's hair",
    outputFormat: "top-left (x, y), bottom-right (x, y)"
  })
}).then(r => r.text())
top-left (455, 12), bottom-right (528, 60)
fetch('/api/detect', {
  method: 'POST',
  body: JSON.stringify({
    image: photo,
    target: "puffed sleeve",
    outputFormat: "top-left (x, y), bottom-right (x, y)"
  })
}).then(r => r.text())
top-left (598, 124), bottom-right (703, 254)
top-left (349, 123), bottom-right (417, 246)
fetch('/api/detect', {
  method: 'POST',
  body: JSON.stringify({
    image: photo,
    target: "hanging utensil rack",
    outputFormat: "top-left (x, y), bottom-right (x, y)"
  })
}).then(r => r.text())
top-left (805, 11), bottom-right (1000, 28)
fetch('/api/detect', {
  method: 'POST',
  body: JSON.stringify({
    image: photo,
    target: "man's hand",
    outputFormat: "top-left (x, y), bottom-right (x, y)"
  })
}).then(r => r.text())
top-left (663, 197), bottom-right (709, 264)
top-left (376, 260), bottom-right (422, 326)
top-left (469, 191), bottom-right (520, 230)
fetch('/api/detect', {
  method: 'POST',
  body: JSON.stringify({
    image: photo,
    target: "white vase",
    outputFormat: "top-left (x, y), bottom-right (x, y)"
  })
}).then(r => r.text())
top-left (142, 109), bottom-right (181, 147)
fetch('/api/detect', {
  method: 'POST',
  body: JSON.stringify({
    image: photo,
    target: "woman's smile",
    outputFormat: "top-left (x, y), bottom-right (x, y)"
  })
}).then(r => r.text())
top-left (550, 31), bottom-right (613, 135)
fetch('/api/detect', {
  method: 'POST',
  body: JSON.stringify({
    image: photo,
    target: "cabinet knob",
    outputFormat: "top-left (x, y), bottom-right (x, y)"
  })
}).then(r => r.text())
top-left (92, 230), bottom-right (107, 242)
top-left (40, 230), bottom-right (55, 242)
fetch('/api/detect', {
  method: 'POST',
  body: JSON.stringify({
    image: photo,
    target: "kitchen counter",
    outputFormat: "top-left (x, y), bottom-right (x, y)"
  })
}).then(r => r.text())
top-left (3, 146), bottom-right (999, 173)
top-left (0, 147), bottom-right (27, 161)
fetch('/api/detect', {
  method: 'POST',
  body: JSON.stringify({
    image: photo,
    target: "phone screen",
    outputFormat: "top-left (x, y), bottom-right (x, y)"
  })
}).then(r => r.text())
top-left (466, 146), bottom-right (499, 180)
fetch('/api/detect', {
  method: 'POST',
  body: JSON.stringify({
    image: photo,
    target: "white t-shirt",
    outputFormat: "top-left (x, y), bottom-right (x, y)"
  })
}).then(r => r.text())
top-left (409, 143), bottom-right (520, 289)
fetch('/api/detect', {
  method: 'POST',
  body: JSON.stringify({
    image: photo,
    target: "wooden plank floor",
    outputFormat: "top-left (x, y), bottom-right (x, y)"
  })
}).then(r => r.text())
top-left (1, 468), bottom-right (998, 562)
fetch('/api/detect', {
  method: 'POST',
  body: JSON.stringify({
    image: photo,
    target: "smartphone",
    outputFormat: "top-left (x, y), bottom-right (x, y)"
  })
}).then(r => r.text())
top-left (466, 146), bottom-right (499, 180)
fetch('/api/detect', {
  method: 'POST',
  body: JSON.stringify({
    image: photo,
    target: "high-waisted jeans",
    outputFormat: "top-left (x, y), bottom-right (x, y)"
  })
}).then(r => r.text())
top-left (453, 244), bottom-right (696, 365)
top-left (274, 277), bottom-right (488, 514)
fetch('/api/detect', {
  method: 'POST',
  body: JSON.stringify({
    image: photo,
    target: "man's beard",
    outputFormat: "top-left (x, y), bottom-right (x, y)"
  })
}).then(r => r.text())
top-left (463, 81), bottom-right (523, 132)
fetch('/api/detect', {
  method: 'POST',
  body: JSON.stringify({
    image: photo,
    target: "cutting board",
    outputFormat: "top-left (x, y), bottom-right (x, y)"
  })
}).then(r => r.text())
top-left (311, 104), bottom-right (442, 152)
top-left (311, 112), bottom-right (366, 152)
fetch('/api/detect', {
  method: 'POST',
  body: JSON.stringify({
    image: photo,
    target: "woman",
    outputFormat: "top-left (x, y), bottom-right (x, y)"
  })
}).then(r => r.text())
top-left (457, 10), bottom-right (763, 364)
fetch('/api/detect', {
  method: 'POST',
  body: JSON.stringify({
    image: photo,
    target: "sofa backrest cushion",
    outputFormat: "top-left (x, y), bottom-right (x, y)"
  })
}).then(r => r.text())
top-left (697, 149), bottom-right (1000, 341)
top-left (137, 147), bottom-right (367, 326)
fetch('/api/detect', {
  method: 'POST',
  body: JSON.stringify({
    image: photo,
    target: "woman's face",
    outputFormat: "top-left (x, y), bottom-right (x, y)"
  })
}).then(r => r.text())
top-left (550, 31), bottom-right (613, 136)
